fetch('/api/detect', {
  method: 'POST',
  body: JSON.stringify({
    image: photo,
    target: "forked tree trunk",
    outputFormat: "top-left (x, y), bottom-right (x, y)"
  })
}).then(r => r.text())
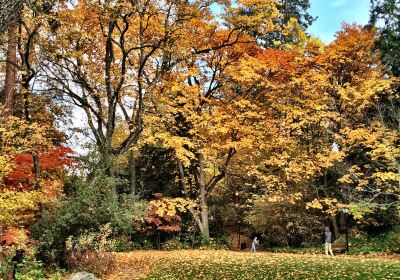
top-left (178, 159), bottom-right (210, 238)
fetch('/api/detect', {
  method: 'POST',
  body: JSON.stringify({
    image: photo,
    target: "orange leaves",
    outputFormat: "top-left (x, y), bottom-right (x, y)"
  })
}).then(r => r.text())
top-left (323, 23), bottom-right (377, 79)
top-left (1, 227), bottom-right (29, 246)
top-left (4, 146), bottom-right (73, 190)
top-left (320, 24), bottom-right (392, 115)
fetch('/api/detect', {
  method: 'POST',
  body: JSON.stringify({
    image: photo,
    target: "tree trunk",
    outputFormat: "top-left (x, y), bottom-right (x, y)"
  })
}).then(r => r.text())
top-left (32, 149), bottom-right (46, 214)
top-left (178, 159), bottom-right (209, 238)
top-left (339, 211), bottom-right (346, 228)
top-left (330, 215), bottom-right (339, 240)
top-left (2, 16), bottom-right (18, 116)
top-left (33, 149), bottom-right (40, 188)
top-left (129, 150), bottom-right (136, 195)
top-left (198, 153), bottom-right (210, 238)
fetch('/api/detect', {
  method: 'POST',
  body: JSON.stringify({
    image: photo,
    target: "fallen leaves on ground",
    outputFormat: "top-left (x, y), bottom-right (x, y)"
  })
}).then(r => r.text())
top-left (103, 250), bottom-right (400, 280)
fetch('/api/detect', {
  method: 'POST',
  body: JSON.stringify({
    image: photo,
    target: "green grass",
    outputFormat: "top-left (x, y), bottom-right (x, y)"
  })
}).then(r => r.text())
top-left (261, 226), bottom-right (400, 256)
top-left (113, 250), bottom-right (400, 280)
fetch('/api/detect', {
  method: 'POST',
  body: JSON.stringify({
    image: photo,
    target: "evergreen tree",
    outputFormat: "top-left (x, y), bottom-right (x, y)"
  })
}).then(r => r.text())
top-left (370, 0), bottom-right (400, 76)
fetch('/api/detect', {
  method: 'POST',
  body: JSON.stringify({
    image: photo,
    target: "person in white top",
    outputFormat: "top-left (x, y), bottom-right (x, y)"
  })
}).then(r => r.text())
top-left (251, 237), bottom-right (259, 253)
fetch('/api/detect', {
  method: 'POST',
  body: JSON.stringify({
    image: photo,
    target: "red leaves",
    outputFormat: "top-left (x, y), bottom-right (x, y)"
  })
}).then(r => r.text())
top-left (1, 227), bottom-right (28, 246)
top-left (3, 146), bottom-right (74, 190)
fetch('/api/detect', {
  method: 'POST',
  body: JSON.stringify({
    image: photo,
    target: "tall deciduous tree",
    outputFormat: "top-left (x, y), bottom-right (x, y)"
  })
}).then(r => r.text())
top-left (34, 0), bottom-right (282, 238)
top-left (41, 0), bottom-right (271, 166)
top-left (305, 24), bottom-right (400, 224)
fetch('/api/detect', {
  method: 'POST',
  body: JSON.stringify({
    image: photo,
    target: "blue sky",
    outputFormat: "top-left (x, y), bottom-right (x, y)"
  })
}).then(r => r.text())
top-left (308, 0), bottom-right (371, 43)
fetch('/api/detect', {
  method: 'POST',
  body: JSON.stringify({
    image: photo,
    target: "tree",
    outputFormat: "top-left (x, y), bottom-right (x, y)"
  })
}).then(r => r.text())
top-left (1, 1), bottom-right (68, 192)
top-left (39, 0), bottom-right (274, 168)
top-left (145, 194), bottom-right (193, 248)
top-left (144, 38), bottom-right (276, 237)
top-left (370, 0), bottom-right (400, 76)
top-left (4, 146), bottom-right (73, 189)
top-left (0, 0), bottom-right (24, 35)
top-left (30, 0), bottom-right (282, 238)
top-left (230, 0), bottom-right (315, 47)
top-left (305, 24), bottom-right (400, 226)
top-left (233, 35), bottom-right (336, 242)
top-left (0, 116), bottom-right (70, 238)
top-left (1, 12), bottom-right (18, 116)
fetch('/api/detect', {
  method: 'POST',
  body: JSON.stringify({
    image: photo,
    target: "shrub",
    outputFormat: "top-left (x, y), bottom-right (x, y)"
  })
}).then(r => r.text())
top-left (0, 251), bottom-right (14, 279)
top-left (162, 236), bottom-right (191, 250)
top-left (194, 235), bottom-right (230, 250)
top-left (115, 236), bottom-right (141, 252)
top-left (351, 225), bottom-right (400, 254)
top-left (141, 239), bottom-right (155, 250)
top-left (65, 223), bottom-right (117, 252)
top-left (0, 249), bottom-right (56, 280)
top-left (65, 251), bottom-right (115, 277)
top-left (64, 224), bottom-right (118, 277)
top-left (15, 257), bottom-right (44, 280)
top-left (31, 174), bottom-right (148, 264)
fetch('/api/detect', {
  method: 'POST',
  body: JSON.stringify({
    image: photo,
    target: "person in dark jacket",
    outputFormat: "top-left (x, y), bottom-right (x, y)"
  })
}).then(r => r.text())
top-left (324, 227), bottom-right (334, 256)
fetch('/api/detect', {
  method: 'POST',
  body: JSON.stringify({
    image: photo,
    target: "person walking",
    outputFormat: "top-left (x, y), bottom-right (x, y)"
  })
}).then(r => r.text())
top-left (251, 237), bottom-right (259, 253)
top-left (324, 227), bottom-right (334, 256)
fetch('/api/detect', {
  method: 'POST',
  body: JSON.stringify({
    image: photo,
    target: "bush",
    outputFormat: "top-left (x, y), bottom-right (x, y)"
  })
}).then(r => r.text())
top-left (65, 223), bottom-right (117, 252)
top-left (65, 251), bottom-right (115, 277)
top-left (115, 236), bottom-right (141, 252)
top-left (193, 235), bottom-right (230, 250)
top-left (0, 251), bottom-right (14, 279)
top-left (162, 236), bottom-right (191, 250)
top-left (31, 174), bottom-right (148, 264)
top-left (64, 223), bottom-right (118, 277)
top-left (15, 257), bottom-right (44, 280)
top-left (141, 239), bottom-right (155, 250)
top-left (351, 225), bottom-right (400, 254)
top-left (0, 248), bottom-right (65, 280)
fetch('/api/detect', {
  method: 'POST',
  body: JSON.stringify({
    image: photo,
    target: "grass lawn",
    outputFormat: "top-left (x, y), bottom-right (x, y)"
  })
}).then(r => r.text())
top-left (103, 250), bottom-right (400, 280)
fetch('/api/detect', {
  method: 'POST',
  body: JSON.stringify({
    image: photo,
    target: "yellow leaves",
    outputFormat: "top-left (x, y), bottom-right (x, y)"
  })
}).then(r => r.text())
top-left (335, 77), bottom-right (394, 114)
top-left (150, 197), bottom-right (195, 218)
top-left (373, 172), bottom-right (399, 186)
top-left (0, 116), bottom-right (58, 227)
top-left (226, 0), bottom-right (280, 36)
top-left (266, 192), bottom-right (302, 205)
top-left (281, 18), bottom-right (308, 50)
top-left (0, 116), bottom-right (52, 184)
top-left (306, 199), bottom-right (323, 210)
top-left (347, 203), bottom-right (374, 220)
top-left (316, 150), bottom-right (345, 169)
top-left (306, 198), bottom-right (345, 216)
top-left (0, 154), bottom-right (12, 185)
top-left (146, 132), bottom-right (195, 166)
top-left (0, 190), bottom-right (43, 225)
top-left (0, 116), bottom-right (51, 153)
